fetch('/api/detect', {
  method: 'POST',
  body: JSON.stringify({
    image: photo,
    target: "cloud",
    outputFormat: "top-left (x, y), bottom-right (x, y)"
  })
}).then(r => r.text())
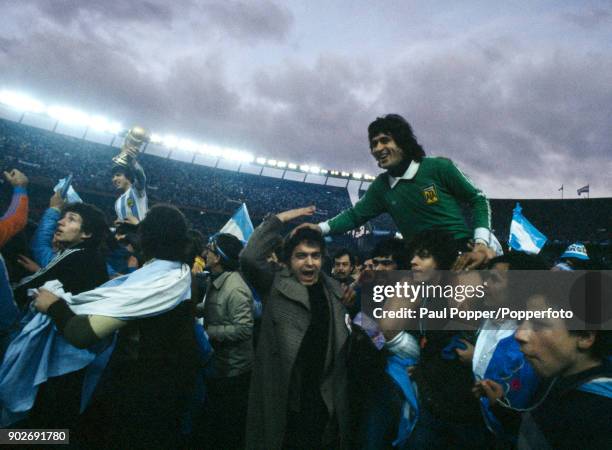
top-left (0, 2), bottom-right (610, 198)
top-left (246, 56), bottom-right (379, 169)
top-left (561, 7), bottom-right (612, 29)
top-left (0, 27), bottom-right (169, 126)
top-left (13, 0), bottom-right (175, 26)
top-left (199, 0), bottom-right (294, 43)
top-left (366, 36), bottom-right (612, 197)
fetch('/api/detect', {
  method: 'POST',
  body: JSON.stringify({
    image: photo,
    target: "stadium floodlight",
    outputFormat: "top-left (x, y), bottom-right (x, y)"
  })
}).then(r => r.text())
top-left (106, 121), bottom-right (123, 134)
top-left (341, 171), bottom-right (350, 177)
top-left (330, 170), bottom-right (339, 176)
top-left (352, 173), bottom-right (363, 180)
top-left (300, 165), bottom-right (310, 172)
top-left (320, 169), bottom-right (328, 175)
top-left (88, 115), bottom-right (122, 134)
top-left (310, 166), bottom-right (320, 174)
top-left (162, 135), bottom-right (179, 148)
top-left (277, 161), bottom-right (287, 168)
top-left (256, 157), bottom-right (267, 165)
top-left (267, 159), bottom-right (277, 167)
top-left (200, 143), bottom-right (222, 157)
top-left (150, 133), bottom-right (163, 144)
top-left (178, 139), bottom-right (198, 153)
top-left (47, 105), bottom-right (90, 126)
top-left (0, 90), bottom-right (46, 113)
top-left (226, 149), bottom-right (254, 163)
top-left (288, 163), bottom-right (298, 170)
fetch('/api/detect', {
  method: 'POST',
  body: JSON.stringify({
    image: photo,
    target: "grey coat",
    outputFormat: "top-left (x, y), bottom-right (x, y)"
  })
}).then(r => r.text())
top-left (203, 270), bottom-right (254, 377)
top-left (240, 215), bottom-right (351, 450)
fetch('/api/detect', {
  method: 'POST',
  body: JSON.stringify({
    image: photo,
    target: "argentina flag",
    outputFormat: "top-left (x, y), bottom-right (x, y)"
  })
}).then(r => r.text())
top-left (219, 203), bottom-right (254, 242)
top-left (509, 203), bottom-right (547, 254)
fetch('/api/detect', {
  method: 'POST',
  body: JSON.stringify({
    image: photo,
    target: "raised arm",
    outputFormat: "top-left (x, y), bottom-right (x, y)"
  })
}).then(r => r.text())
top-left (240, 206), bottom-right (315, 295)
top-left (130, 159), bottom-right (146, 195)
top-left (30, 193), bottom-right (63, 266)
top-left (0, 169), bottom-right (29, 248)
top-left (318, 178), bottom-right (386, 235)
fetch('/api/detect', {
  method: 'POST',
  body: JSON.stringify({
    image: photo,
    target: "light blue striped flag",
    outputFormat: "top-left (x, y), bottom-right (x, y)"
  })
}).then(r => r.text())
top-left (509, 203), bottom-right (547, 254)
top-left (219, 203), bottom-right (254, 242)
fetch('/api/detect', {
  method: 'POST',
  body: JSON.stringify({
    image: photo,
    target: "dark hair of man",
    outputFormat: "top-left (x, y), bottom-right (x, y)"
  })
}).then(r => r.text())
top-left (573, 330), bottom-right (611, 360)
top-left (406, 230), bottom-right (458, 271)
top-left (210, 233), bottom-right (244, 271)
top-left (367, 114), bottom-right (426, 163)
top-left (333, 248), bottom-right (355, 267)
top-left (111, 165), bottom-right (134, 183)
top-left (283, 227), bottom-right (326, 263)
top-left (372, 237), bottom-right (409, 269)
top-left (61, 203), bottom-right (108, 249)
top-left (139, 204), bottom-right (190, 264)
top-left (487, 252), bottom-right (550, 270)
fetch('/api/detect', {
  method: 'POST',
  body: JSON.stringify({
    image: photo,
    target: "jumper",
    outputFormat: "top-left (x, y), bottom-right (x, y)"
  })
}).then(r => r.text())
top-left (322, 157), bottom-right (491, 242)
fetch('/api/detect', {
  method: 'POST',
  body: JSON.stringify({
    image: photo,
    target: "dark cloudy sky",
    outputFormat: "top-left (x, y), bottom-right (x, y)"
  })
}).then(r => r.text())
top-left (1, 0), bottom-right (611, 198)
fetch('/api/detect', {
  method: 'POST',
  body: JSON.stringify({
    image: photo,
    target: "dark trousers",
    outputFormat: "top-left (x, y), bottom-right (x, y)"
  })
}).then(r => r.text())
top-left (405, 404), bottom-right (493, 450)
top-left (358, 374), bottom-right (403, 450)
top-left (205, 371), bottom-right (251, 449)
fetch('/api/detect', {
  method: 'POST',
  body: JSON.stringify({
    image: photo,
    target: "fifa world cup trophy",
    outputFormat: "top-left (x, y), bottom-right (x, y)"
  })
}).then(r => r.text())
top-left (112, 126), bottom-right (150, 167)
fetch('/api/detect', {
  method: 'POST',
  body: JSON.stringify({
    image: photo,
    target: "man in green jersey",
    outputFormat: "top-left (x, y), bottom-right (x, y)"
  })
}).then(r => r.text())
top-left (313, 114), bottom-right (498, 269)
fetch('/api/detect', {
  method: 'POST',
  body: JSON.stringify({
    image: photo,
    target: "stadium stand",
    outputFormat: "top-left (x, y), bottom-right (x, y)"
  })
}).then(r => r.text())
top-left (0, 118), bottom-right (352, 235)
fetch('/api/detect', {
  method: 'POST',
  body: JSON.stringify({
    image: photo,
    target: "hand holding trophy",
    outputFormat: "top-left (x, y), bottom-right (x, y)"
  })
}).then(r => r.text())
top-left (112, 126), bottom-right (150, 167)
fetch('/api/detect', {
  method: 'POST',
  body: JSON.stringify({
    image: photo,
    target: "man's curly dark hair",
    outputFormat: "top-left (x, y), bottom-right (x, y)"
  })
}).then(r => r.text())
top-left (139, 204), bottom-right (190, 264)
top-left (61, 202), bottom-right (108, 249)
top-left (406, 230), bottom-right (459, 271)
top-left (282, 227), bottom-right (326, 263)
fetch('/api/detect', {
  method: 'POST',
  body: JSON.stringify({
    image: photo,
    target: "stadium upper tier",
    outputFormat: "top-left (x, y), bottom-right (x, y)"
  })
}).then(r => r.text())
top-left (359, 191), bottom-right (611, 243)
top-left (0, 118), bottom-right (353, 220)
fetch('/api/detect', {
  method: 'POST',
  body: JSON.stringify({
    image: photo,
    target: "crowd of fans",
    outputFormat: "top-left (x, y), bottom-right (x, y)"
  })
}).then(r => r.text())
top-left (0, 114), bottom-right (610, 449)
top-left (0, 119), bottom-right (352, 222)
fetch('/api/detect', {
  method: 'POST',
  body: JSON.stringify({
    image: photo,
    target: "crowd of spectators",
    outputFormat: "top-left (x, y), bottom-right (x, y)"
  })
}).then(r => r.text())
top-left (0, 118), bottom-right (352, 226)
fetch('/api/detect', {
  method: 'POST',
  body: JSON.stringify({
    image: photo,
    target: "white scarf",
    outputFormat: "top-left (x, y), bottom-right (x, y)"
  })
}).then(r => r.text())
top-left (41, 259), bottom-right (191, 319)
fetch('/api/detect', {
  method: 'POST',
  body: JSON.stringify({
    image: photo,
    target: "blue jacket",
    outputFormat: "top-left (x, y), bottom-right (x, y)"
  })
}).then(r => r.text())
top-left (30, 207), bottom-right (60, 267)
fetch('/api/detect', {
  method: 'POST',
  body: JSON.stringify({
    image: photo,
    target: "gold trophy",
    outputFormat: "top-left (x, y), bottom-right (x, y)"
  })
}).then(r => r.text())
top-left (112, 126), bottom-right (150, 167)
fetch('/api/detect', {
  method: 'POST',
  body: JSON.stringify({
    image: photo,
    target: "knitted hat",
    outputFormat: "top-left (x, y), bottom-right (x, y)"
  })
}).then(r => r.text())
top-left (560, 243), bottom-right (589, 261)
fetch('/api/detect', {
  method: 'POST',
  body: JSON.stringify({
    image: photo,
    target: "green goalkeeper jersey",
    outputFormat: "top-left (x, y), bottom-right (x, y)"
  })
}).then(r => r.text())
top-left (324, 157), bottom-right (491, 242)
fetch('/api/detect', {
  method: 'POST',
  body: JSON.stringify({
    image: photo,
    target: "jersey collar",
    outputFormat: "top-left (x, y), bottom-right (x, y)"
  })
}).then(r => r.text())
top-left (388, 160), bottom-right (420, 188)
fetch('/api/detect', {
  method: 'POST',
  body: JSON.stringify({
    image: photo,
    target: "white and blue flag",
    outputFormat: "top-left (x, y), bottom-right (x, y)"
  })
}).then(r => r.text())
top-left (509, 203), bottom-right (547, 254)
top-left (219, 203), bottom-right (254, 243)
top-left (53, 176), bottom-right (82, 204)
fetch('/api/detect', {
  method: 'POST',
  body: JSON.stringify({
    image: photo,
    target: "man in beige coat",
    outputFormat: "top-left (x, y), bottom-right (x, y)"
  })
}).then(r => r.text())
top-left (241, 206), bottom-right (351, 450)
